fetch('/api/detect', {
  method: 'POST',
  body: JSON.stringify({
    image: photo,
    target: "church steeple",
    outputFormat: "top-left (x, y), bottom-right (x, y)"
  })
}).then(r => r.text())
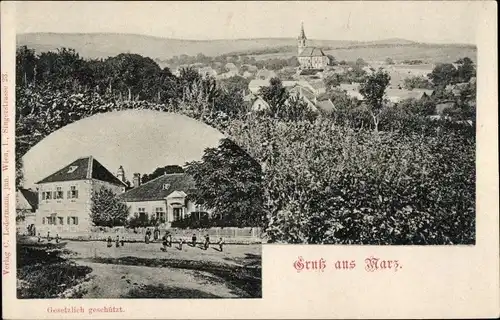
top-left (297, 22), bottom-right (307, 56)
top-left (298, 22), bottom-right (307, 40)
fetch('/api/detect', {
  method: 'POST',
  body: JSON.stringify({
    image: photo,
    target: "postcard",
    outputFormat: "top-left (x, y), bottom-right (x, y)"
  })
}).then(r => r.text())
top-left (1, 1), bottom-right (498, 319)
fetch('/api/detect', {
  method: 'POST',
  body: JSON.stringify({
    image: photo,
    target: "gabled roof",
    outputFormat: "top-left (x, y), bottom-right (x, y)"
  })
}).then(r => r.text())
top-left (17, 188), bottom-right (38, 211)
top-left (36, 156), bottom-right (127, 187)
top-left (385, 89), bottom-right (434, 102)
top-left (315, 99), bottom-right (336, 113)
top-left (299, 47), bottom-right (326, 57)
top-left (118, 173), bottom-right (196, 202)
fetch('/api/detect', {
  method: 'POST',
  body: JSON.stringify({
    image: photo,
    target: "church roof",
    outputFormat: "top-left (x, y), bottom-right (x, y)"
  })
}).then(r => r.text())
top-left (299, 47), bottom-right (326, 57)
top-left (36, 156), bottom-right (127, 187)
top-left (118, 173), bottom-right (196, 202)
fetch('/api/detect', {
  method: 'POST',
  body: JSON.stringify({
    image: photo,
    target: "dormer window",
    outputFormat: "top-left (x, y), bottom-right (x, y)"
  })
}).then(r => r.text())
top-left (67, 166), bottom-right (78, 174)
top-left (162, 184), bottom-right (171, 190)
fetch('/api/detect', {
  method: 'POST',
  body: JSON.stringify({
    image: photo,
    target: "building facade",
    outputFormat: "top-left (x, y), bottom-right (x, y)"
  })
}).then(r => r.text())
top-left (297, 23), bottom-right (329, 70)
top-left (118, 173), bottom-right (209, 228)
top-left (35, 156), bottom-right (127, 234)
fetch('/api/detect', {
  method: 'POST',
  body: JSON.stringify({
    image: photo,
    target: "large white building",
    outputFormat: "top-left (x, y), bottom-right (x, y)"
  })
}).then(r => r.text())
top-left (118, 173), bottom-right (210, 227)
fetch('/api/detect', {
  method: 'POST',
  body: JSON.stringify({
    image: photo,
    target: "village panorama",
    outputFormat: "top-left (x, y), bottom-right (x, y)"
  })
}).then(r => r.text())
top-left (15, 20), bottom-right (476, 299)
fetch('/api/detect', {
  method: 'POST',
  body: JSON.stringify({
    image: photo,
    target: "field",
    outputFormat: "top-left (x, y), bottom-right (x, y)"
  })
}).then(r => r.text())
top-left (17, 237), bottom-right (262, 299)
top-left (17, 32), bottom-right (476, 63)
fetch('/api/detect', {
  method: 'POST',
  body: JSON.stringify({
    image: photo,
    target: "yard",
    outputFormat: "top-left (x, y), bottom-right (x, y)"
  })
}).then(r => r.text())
top-left (16, 236), bottom-right (262, 299)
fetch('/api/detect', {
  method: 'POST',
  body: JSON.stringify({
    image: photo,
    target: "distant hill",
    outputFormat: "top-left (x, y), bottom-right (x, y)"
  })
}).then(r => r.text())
top-left (17, 32), bottom-right (476, 64)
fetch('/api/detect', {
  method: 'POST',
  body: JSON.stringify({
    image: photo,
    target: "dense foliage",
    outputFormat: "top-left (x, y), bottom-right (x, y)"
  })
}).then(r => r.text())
top-left (90, 187), bottom-right (129, 227)
top-left (185, 139), bottom-right (265, 228)
top-left (16, 46), bottom-right (476, 244)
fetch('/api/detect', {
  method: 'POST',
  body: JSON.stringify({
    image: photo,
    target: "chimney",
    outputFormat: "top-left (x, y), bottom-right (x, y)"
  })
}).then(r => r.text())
top-left (133, 173), bottom-right (141, 188)
top-left (116, 165), bottom-right (125, 182)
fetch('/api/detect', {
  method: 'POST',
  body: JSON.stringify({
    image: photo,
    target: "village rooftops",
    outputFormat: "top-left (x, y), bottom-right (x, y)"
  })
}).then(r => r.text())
top-left (36, 156), bottom-right (128, 186)
top-left (118, 173), bottom-right (196, 202)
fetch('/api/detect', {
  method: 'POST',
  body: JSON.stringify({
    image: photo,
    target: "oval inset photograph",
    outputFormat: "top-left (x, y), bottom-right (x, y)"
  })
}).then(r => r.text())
top-left (17, 110), bottom-right (263, 299)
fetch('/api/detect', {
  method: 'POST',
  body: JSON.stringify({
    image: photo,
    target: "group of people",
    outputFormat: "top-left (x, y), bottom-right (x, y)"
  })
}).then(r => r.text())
top-left (105, 229), bottom-right (226, 252)
top-left (107, 235), bottom-right (125, 247)
top-left (37, 231), bottom-right (61, 244)
top-left (160, 231), bottom-right (225, 252)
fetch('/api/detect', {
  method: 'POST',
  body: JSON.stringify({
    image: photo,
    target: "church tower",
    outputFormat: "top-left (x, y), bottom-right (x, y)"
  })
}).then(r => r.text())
top-left (297, 22), bottom-right (307, 55)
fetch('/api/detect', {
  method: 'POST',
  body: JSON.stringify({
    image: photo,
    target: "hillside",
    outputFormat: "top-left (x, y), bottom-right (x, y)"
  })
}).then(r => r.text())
top-left (17, 32), bottom-right (476, 63)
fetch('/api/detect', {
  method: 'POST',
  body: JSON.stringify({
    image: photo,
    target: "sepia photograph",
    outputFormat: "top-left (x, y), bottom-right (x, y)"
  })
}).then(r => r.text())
top-left (3, 1), bottom-right (497, 317)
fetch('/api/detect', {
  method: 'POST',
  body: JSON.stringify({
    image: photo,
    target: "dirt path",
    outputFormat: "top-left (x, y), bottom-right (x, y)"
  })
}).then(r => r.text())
top-left (65, 241), bottom-right (262, 298)
top-left (78, 262), bottom-right (243, 298)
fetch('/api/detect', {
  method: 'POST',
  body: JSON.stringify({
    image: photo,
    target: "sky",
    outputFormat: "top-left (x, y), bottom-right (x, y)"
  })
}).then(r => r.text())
top-left (15, 1), bottom-right (483, 44)
top-left (21, 110), bottom-right (225, 189)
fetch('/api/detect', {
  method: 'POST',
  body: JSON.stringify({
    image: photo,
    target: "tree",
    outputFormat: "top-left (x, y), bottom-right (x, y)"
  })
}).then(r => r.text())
top-left (428, 63), bottom-right (458, 88)
top-left (403, 75), bottom-right (433, 90)
top-left (90, 187), bottom-right (129, 227)
top-left (258, 77), bottom-right (289, 117)
top-left (385, 57), bottom-right (395, 65)
top-left (278, 94), bottom-right (318, 122)
top-left (455, 57), bottom-right (476, 83)
top-left (185, 138), bottom-right (265, 227)
top-left (359, 69), bottom-right (391, 132)
top-left (323, 73), bottom-right (341, 90)
top-left (16, 46), bottom-right (38, 87)
top-left (355, 58), bottom-right (368, 67)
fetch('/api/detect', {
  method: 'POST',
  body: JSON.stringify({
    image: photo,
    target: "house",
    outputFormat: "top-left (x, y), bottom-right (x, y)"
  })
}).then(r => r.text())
top-left (248, 79), bottom-right (299, 94)
top-left (252, 85), bottom-right (335, 115)
top-left (118, 173), bottom-right (209, 227)
top-left (16, 188), bottom-right (38, 234)
top-left (197, 66), bottom-right (218, 77)
top-left (255, 68), bottom-right (277, 80)
top-left (251, 96), bottom-right (271, 112)
top-left (385, 88), bottom-right (434, 103)
top-left (436, 101), bottom-right (456, 115)
top-left (339, 83), bottom-right (364, 100)
top-left (225, 63), bottom-right (238, 73)
top-left (297, 23), bottom-right (329, 70)
top-left (35, 156), bottom-right (128, 234)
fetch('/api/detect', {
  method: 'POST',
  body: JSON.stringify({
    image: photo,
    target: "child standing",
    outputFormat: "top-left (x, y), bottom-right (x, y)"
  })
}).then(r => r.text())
top-left (218, 237), bottom-right (225, 252)
top-left (191, 233), bottom-right (197, 247)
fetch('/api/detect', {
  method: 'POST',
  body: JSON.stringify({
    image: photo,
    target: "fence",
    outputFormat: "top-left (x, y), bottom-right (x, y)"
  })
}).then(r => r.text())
top-left (30, 226), bottom-right (263, 244)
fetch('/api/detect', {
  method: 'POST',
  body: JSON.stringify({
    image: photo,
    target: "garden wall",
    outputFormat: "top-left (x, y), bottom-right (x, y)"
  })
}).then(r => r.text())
top-left (27, 226), bottom-right (263, 244)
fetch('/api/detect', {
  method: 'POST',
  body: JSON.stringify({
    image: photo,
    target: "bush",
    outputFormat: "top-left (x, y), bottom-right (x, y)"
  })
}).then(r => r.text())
top-left (17, 243), bottom-right (92, 298)
top-left (227, 117), bottom-right (475, 244)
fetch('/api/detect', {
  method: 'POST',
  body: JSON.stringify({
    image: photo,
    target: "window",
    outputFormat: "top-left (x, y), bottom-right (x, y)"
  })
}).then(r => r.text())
top-left (42, 217), bottom-right (46, 225)
top-left (67, 217), bottom-right (71, 225)
top-left (138, 208), bottom-right (147, 220)
top-left (173, 208), bottom-right (182, 221)
top-left (69, 186), bottom-right (79, 199)
top-left (58, 217), bottom-right (64, 225)
top-left (55, 187), bottom-right (64, 199)
top-left (42, 191), bottom-right (52, 200)
top-left (46, 217), bottom-right (56, 225)
top-left (162, 184), bottom-right (171, 190)
top-left (67, 165), bottom-right (78, 173)
top-left (72, 217), bottom-right (79, 225)
top-left (155, 207), bottom-right (166, 222)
